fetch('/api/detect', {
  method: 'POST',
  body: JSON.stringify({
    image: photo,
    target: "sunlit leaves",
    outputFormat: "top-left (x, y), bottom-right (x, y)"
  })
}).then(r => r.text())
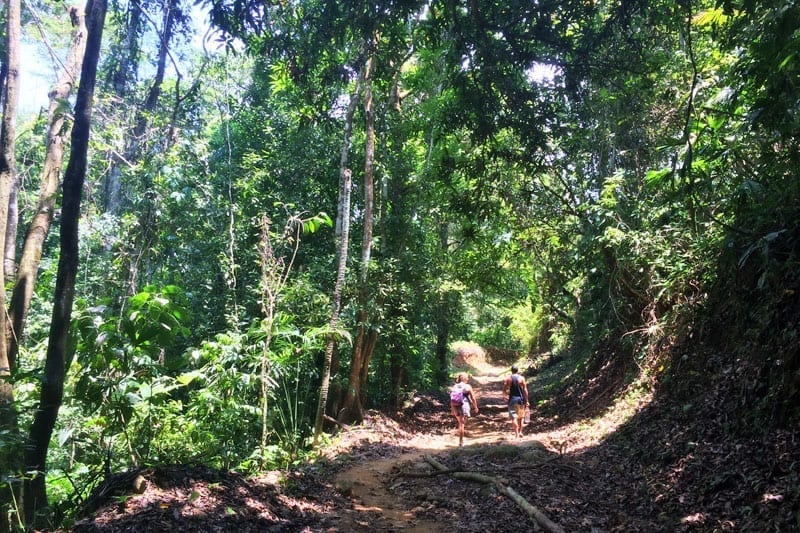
top-left (693, 7), bottom-right (732, 28)
top-left (269, 60), bottom-right (293, 95)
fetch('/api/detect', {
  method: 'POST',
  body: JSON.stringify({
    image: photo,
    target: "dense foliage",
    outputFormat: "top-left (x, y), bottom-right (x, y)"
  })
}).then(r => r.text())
top-left (0, 0), bottom-right (797, 529)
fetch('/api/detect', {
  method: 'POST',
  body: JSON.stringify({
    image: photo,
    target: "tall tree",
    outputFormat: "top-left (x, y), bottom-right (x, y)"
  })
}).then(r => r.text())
top-left (7, 4), bottom-right (88, 390)
top-left (0, 0), bottom-right (20, 289)
top-left (339, 42), bottom-right (377, 424)
top-left (123, 0), bottom-right (184, 294)
top-left (313, 59), bottom-right (363, 439)
top-left (103, 0), bottom-right (189, 218)
top-left (0, 0), bottom-right (20, 526)
top-left (22, 0), bottom-right (107, 524)
top-left (103, 0), bottom-right (142, 214)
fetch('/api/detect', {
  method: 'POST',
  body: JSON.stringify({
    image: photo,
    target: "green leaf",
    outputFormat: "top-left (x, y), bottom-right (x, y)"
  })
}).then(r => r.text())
top-left (177, 371), bottom-right (203, 386)
top-left (707, 114), bottom-right (726, 131)
top-left (778, 52), bottom-right (796, 71)
top-left (692, 8), bottom-right (729, 28)
top-left (645, 168), bottom-right (672, 186)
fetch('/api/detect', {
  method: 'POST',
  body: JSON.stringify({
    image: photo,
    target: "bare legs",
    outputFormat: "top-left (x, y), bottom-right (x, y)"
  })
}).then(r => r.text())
top-left (513, 416), bottom-right (522, 438)
top-left (451, 405), bottom-right (466, 446)
top-left (509, 402), bottom-right (523, 438)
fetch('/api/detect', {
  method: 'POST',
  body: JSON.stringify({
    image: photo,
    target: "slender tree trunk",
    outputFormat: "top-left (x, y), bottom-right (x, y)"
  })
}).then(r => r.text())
top-left (0, 0), bottom-right (20, 366)
top-left (134, 0), bottom-right (175, 140)
top-left (105, 0), bottom-right (143, 213)
top-left (0, 0), bottom-right (21, 528)
top-left (110, 0), bottom-right (142, 95)
top-left (313, 170), bottom-right (351, 441)
top-left (7, 4), bottom-right (87, 377)
top-left (435, 224), bottom-right (451, 384)
top-left (360, 50), bottom-right (376, 284)
top-left (313, 69), bottom-right (362, 442)
top-left (124, 0), bottom-right (178, 295)
top-left (4, 177), bottom-right (18, 283)
top-left (22, 0), bottom-right (107, 525)
top-left (381, 58), bottom-right (412, 407)
top-left (340, 45), bottom-right (377, 423)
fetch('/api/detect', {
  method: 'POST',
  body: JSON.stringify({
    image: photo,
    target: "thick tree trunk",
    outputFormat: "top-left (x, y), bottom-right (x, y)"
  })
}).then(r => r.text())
top-left (7, 4), bottom-right (87, 378)
top-left (22, 0), bottom-right (107, 525)
top-left (358, 328), bottom-right (378, 400)
top-left (0, 0), bottom-right (21, 528)
top-left (339, 312), bottom-right (366, 423)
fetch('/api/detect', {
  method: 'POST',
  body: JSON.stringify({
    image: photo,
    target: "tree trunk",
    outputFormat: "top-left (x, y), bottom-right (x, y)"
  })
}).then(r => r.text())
top-left (435, 224), bottom-right (451, 384)
top-left (313, 67), bottom-right (362, 442)
top-left (110, 0), bottom-right (142, 95)
top-left (4, 176), bottom-right (18, 283)
top-left (104, 0), bottom-right (143, 214)
top-left (312, 168), bottom-right (351, 441)
top-left (22, 0), bottom-right (107, 525)
top-left (0, 0), bottom-right (21, 528)
top-left (105, 0), bottom-right (177, 221)
top-left (7, 4), bottom-right (87, 380)
top-left (340, 44), bottom-right (377, 423)
top-left (124, 0), bottom-right (178, 295)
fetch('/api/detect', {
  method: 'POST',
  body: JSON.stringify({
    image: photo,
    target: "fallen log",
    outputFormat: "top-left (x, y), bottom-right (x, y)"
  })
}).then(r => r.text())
top-left (423, 454), bottom-right (565, 533)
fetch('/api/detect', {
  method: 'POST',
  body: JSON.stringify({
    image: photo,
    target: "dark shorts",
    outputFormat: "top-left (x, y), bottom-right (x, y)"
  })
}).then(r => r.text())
top-left (508, 397), bottom-right (524, 419)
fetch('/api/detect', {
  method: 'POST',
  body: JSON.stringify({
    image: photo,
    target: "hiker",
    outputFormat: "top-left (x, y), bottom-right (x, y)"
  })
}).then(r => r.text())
top-left (450, 372), bottom-right (479, 446)
top-left (502, 365), bottom-right (529, 439)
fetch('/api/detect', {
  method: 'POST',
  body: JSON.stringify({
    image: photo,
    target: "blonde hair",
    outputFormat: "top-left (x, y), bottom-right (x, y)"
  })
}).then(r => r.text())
top-left (456, 372), bottom-right (469, 383)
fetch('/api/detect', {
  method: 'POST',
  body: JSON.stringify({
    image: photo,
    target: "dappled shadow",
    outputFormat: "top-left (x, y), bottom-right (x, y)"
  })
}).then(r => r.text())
top-left (72, 465), bottom-right (321, 532)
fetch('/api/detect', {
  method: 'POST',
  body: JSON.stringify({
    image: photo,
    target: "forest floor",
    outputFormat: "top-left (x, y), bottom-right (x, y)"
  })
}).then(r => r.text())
top-left (69, 354), bottom-right (799, 532)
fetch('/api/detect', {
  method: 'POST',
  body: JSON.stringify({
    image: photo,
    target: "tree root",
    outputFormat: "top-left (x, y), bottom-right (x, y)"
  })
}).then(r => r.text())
top-left (423, 454), bottom-right (565, 533)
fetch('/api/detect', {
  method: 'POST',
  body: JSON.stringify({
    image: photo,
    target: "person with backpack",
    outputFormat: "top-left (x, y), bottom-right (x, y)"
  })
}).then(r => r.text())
top-left (450, 372), bottom-right (479, 446)
top-left (502, 365), bottom-right (529, 439)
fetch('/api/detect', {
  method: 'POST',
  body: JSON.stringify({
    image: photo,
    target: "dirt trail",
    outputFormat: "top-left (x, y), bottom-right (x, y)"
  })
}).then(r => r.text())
top-left (330, 362), bottom-right (537, 532)
top-left (70, 356), bottom-right (799, 531)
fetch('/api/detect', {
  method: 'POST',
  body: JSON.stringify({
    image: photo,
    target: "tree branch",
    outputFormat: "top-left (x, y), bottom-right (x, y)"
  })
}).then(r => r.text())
top-left (423, 454), bottom-right (565, 533)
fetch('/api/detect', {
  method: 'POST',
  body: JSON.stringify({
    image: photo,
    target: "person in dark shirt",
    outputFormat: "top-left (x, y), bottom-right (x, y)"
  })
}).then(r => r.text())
top-left (502, 365), bottom-right (529, 438)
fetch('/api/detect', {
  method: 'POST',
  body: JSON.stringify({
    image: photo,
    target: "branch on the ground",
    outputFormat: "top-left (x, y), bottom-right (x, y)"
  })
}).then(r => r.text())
top-left (324, 414), bottom-right (351, 430)
top-left (424, 454), bottom-right (565, 533)
top-left (507, 456), bottom-right (560, 470)
top-left (398, 468), bottom-right (463, 477)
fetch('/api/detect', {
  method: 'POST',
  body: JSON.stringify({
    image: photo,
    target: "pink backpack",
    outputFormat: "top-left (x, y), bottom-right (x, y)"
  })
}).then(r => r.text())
top-left (450, 384), bottom-right (466, 403)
